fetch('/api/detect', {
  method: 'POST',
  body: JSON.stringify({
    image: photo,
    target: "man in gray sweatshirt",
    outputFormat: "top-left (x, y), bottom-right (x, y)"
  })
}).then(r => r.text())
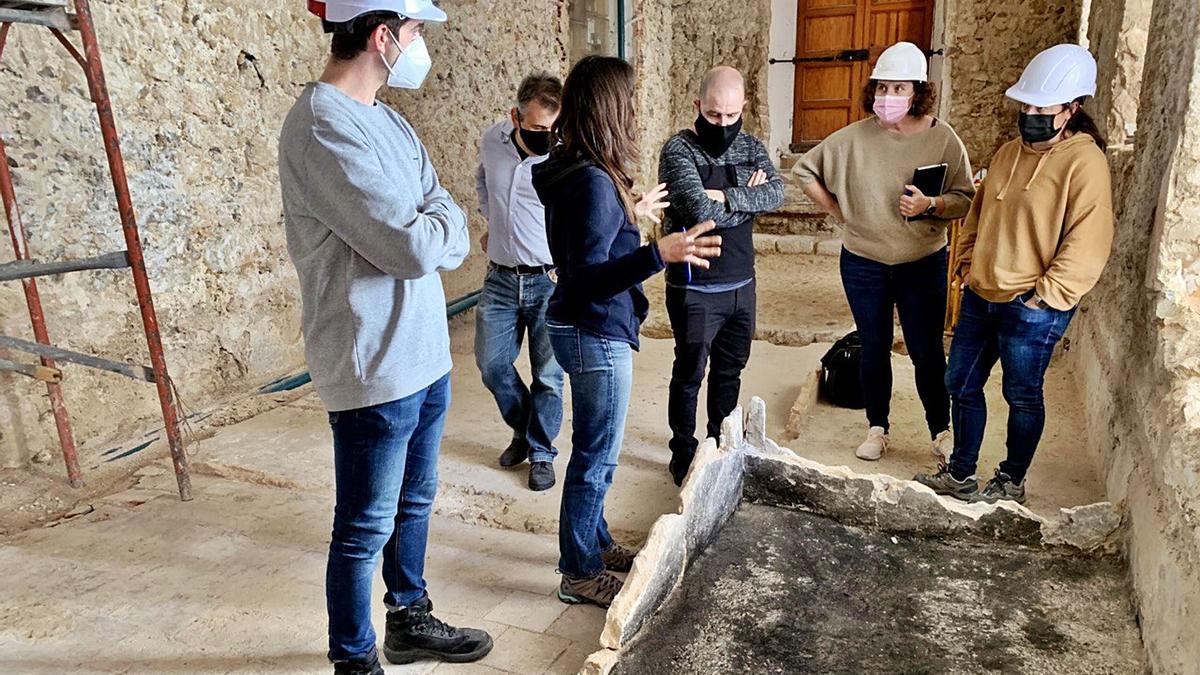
top-left (278, 2), bottom-right (491, 673)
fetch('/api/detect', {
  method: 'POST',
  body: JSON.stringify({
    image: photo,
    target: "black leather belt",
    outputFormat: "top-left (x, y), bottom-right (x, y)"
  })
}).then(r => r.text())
top-left (491, 262), bottom-right (555, 276)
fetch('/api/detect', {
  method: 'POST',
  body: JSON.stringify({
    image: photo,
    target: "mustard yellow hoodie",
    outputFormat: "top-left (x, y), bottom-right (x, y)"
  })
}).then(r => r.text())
top-left (957, 133), bottom-right (1113, 310)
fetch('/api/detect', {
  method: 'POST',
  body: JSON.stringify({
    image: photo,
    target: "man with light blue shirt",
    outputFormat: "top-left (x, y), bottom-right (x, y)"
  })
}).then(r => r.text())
top-left (474, 73), bottom-right (564, 492)
top-left (279, 1), bottom-right (492, 672)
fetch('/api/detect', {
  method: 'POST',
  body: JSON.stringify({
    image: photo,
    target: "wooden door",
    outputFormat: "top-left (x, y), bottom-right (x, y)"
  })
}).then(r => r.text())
top-left (791, 0), bottom-right (936, 151)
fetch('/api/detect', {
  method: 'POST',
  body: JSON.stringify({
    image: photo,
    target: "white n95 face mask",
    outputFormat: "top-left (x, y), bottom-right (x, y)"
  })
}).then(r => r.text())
top-left (382, 32), bottom-right (432, 90)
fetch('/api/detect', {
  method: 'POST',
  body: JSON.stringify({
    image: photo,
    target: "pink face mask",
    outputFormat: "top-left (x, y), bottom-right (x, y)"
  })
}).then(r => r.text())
top-left (873, 95), bottom-right (911, 124)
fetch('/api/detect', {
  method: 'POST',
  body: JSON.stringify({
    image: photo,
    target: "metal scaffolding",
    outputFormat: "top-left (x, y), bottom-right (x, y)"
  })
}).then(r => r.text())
top-left (0, 0), bottom-right (191, 500)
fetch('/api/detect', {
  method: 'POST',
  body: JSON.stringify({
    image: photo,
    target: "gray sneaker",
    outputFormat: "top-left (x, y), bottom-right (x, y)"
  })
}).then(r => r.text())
top-left (970, 470), bottom-right (1027, 505)
top-left (914, 466), bottom-right (979, 501)
top-left (558, 570), bottom-right (624, 608)
top-left (601, 543), bottom-right (638, 573)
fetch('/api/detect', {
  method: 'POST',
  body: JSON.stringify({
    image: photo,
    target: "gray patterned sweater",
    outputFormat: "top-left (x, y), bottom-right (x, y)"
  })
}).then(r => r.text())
top-left (658, 130), bottom-right (784, 286)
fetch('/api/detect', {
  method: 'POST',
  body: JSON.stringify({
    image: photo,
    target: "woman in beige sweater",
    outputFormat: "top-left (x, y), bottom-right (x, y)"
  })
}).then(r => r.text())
top-left (794, 42), bottom-right (975, 463)
top-left (916, 44), bottom-right (1114, 505)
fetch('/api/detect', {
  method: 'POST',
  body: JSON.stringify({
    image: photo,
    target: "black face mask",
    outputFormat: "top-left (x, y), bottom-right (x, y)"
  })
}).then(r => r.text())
top-left (519, 127), bottom-right (552, 156)
top-left (1018, 111), bottom-right (1067, 144)
top-left (694, 114), bottom-right (742, 157)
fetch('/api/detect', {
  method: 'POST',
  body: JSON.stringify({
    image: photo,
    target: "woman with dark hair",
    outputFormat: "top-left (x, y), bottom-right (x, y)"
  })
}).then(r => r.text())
top-left (793, 42), bottom-right (976, 464)
top-left (917, 44), bottom-right (1113, 505)
top-left (531, 55), bottom-right (721, 607)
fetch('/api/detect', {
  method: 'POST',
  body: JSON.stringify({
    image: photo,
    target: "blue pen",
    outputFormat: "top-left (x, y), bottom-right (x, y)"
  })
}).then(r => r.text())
top-left (681, 224), bottom-right (692, 283)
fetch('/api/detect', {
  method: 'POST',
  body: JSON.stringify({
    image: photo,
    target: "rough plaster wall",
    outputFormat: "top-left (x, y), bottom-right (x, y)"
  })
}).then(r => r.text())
top-left (942, 0), bottom-right (1082, 166)
top-left (381, 0), bottom-right (569, 300)
top-left (1070, 0), bottom-right (1200, 670)
top-left (0, 1), bottom-right (327, 468)
top-left (1087, 0), bottom-right (1149, 144)
top-left (633, 0), bottom-right (674, 197)
top-left (668, 0), bottom-right (771, 141)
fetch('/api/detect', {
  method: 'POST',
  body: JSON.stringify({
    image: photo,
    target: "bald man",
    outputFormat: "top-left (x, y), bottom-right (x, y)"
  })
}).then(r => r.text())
top-left (658, 66), bottom-right (785, 487)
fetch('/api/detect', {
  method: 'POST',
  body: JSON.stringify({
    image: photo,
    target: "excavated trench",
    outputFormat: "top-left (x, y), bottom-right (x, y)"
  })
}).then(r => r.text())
top-left (616, 503), bottom-right (1143, 675)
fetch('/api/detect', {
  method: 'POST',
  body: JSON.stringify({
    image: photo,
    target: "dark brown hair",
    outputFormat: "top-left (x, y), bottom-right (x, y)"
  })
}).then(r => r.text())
top-left (329, 11), bottom-right (408, 61)
top-left (553, 56), bottom-right (638, 218)
top-left (518, 72), bottom-right (563, 113)
top-left (1065, 99), bottom-right (1108, 152)
top-left (860, 79), bottom-right (938, 118)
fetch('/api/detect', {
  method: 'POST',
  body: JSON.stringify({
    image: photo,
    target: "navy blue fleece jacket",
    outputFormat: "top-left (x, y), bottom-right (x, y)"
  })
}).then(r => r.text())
top-left (532, 154), bottom-right (665, 348)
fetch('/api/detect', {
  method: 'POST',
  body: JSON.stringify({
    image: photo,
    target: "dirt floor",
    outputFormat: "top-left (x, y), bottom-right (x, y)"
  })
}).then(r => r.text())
top-left (642, 252), bottom-right (855, 346)
top-left (782, 348), bottom-right (1105, 518)
top-left (616, 503), bottom-right (1145, 675)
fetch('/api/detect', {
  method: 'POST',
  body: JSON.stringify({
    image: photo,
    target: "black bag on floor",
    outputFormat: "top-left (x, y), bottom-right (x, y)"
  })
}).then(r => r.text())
top-left (820, 331), bottom-right (865, 409)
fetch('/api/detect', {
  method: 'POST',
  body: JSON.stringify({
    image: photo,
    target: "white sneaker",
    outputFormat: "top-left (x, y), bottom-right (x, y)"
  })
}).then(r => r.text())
top-left (932, 429), bottom-right (953, 463)
top-left (855, 426), bottom-right (889, 461)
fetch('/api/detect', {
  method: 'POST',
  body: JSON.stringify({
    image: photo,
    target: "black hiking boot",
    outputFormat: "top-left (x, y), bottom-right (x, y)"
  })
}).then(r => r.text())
top-left (668, 452), bottom-right (693, 487)
top-left (333, 647), bottom-right (385, 675)
top-left (529, 461), bottom-right (555, 491)
top-left (498, 439), bottom-right (529, 468)
top-left (383, 596), bottom-right (493, 665)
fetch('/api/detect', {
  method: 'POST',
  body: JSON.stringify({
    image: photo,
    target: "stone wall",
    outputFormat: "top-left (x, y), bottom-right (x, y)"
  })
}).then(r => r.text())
top-left (1086, 0), bottom-right (1149, 145)
top-left (0, 1), bottom-right (325, 468)
top-left (940, 0), bottom-right (1083, 166)
top-left (632, 0), bottom-right (674, 196)
top-left (668, 0), bottom-right (772, 140)
top-left (1070, 0), bottom-right (1200, 670)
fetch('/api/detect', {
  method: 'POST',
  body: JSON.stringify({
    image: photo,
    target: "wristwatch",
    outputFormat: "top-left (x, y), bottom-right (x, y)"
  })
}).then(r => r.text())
top-left (923, 197), bottom-right (937, 216)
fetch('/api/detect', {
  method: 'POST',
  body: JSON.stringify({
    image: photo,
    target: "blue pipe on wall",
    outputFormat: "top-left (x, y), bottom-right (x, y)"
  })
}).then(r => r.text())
top-left (257, 288), bottom-right (483, 395)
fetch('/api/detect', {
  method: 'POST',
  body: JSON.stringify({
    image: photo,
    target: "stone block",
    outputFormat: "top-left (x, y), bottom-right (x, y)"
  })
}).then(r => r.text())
top-left (776, 235), bottom-right (818, 255)
top-left (743, 453), bottom-right (877, 526)
top-left (680, 441), bottom-right (745, 564)
top-left (752, 233), bottom-right (780, 254)
top-left (719, 405), bottom-right (744, 448)
top-left (745, 396), bottom-right (768, 450)
top-left (815, 237), bottom-right (843, 256)
top-left (1042, 502), bottom-right (1123, 552)
top-left (581, 648), bottom-right (620, 675)
top-left (785, 368), bottom-right (824, 437)
top-left (601, 513), bottom-right (686, 649)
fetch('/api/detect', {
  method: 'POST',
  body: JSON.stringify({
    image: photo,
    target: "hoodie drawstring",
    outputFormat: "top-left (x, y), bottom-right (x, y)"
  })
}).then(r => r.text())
top-left (1023, 147), bottom-right (1056, 192)
top-left (995, 144), bottom-right (1058, 200)
top-left (994, 151), bottom-right (1021, 201)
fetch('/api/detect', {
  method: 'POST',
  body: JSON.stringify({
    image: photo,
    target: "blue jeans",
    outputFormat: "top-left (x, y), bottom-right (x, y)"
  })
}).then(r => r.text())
top-left (548, 325), bottom-right (632, 578)
top-left (475, 266), bottom-right (564, 463)
top-left (839, 247), bottom-right (950, 436)
top-left (946, 289), bottom-right (1075, 483)
top-left (325, 374), bottom-right (449, 662)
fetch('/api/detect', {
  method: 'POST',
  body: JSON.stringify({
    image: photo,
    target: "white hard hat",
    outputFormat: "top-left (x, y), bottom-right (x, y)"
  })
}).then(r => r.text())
top-left (870, 42), bottom-right (928, 82)
top-left (1006, 44), bottom-right (1097, 107)
top-left (308, 0), bottom-right (447, 24)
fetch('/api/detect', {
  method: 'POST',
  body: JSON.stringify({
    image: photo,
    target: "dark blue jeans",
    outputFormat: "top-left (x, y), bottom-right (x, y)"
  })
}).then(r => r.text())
top-left (666, 281), bottom-right (756, 459)
top-left (946, 289), bottom-right (1074, 483)
top-left (548, 325), bottom-right (632, 578)
top-left (839, 247), bottom-right (950, 436)
top-left (475, 265), bottom-right (563, 463)
top-left (325, 374), bottom-right (449, 662)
